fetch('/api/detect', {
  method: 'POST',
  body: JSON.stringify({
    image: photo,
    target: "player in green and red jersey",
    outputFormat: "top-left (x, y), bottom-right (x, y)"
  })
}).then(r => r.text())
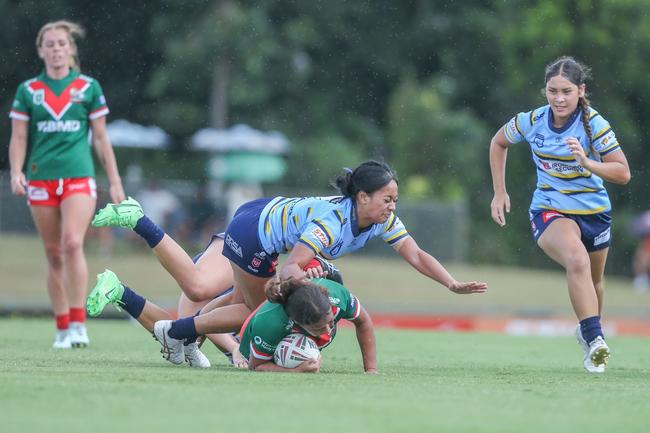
top-left (8, 20), bottom-right (125, 349)
top-left (237, 277), bottom-right (377, 373)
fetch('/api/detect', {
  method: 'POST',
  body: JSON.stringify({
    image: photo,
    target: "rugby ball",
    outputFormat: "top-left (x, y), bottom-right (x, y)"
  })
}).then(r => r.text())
top-left (273, 333), bottom-right (320, 368)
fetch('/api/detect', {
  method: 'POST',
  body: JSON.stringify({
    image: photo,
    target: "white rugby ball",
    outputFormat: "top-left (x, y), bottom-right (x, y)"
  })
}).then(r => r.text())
top-left (273, 333), bottom-right (320, 369)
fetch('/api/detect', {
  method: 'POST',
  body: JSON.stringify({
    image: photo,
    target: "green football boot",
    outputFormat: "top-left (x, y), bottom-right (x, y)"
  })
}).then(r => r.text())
top-left (91, 196), bottom-right (144, 229)
top-left (86, 269), bottom-right (125, 317)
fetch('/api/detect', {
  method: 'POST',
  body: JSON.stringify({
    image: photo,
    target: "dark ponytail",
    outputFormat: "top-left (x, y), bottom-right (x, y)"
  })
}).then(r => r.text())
top-left (333, 160), bottom-right (398, 198)
top-left (265, 278), bottom-right (331, 326)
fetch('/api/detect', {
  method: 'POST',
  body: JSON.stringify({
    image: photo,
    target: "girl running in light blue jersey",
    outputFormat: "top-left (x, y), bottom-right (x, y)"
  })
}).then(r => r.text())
top-left (489, 56), bottom-right (631, 373)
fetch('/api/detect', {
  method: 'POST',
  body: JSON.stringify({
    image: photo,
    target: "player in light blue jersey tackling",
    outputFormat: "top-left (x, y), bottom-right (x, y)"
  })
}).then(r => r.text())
top-left (489, 57), bottom-right (631, 373)
top-left (92, 160), bottom-right (487, 366)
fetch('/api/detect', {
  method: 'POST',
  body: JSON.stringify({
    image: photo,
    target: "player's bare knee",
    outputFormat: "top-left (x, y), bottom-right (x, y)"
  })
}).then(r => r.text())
top-left (61, 237), bottom-right (84, 256)
top-left (43, 244), bottom-right (63, 268)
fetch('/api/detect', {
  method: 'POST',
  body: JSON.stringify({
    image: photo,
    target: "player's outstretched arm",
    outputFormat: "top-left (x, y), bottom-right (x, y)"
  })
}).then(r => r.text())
top-left (352, 307), bottom-right (378, 374)
top-left (395, 237), bottom-right (488, 295)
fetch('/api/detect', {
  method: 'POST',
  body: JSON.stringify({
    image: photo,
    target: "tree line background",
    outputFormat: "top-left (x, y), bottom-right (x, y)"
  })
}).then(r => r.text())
top-left (1, 0), bottom-right (648, 275)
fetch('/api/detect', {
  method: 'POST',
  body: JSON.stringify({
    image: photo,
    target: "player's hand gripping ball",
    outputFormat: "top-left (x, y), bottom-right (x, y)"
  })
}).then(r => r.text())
top-left (273, 333), bottom-right (320, 368)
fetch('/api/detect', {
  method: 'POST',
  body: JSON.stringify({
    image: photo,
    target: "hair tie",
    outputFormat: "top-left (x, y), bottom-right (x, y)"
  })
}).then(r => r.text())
top-left (343, 167), bottom-right (353, 174)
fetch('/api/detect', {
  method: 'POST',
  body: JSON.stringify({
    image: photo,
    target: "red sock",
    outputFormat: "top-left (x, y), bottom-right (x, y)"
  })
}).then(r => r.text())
top-left (56, 314), bottom-right (70, 330)
top-left (70, 307), bottom-right (86, 324)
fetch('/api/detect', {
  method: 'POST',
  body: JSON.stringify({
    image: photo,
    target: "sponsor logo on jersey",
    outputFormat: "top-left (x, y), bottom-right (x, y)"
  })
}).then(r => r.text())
top-left (70, 88), bottom-right (86, 103)
top-left (32, 89), bottom-right (45, 105)
top-left (36, 120), bottom-right (81, 133)
top-left (330, 241), bottom-right (343, 257)
top-left (506, 118), bottom-right (519, 139)
top-left (533, 133), bottom-right (545, 148)
top-left (594, 227), bottom-right (611, 246)
top-left (312, 227), bottom-right (329, 246)
top-left (328, 296), bottom-right (341, 306)
top-left (253, 336), bottom-right (274, 352)
top-left (225, 234), bottom-right (243, 257)
top-left (548, 161), bottom-right (584, 174)
top-left (533, 111), bottom-right (546, 122)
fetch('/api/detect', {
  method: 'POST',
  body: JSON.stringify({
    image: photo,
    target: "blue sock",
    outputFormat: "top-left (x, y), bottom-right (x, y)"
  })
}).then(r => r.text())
top-left (183, 311), bottom-right (203, 345)
top-left (120, 285), bottom-right (146, 318)
top-left (580, 316), bottom-right (603, 344)
top-left (168, 317), bottom-right (198, 343)
top-left (133, 216), bottom-right (165, 248)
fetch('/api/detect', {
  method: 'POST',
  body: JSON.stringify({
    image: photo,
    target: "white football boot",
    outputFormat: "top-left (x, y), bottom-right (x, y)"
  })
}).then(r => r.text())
top-left (575, 325), bottom-right (605, 373)
top-left (52, 329), bottom-right (71, 349)
top-left (587, 336), bottom-right (610, 372)
top-left (184, 342), bottom-right (211, 368)
top-left (69, 322), bottom-right (90, 348)
top-left (153, 320), bottom-right (185, 365)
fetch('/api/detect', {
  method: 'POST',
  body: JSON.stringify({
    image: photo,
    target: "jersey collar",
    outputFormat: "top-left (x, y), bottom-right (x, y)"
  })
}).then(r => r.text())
top-left (350, 199), bottom-right (373, 237)
top-left (547, 105), bottom-right (581, 134)
top-left (39, 68), bottom-right (79, 86)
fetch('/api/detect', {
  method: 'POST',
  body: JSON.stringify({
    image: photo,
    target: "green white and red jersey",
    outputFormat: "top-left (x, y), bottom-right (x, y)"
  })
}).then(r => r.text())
top-left (239, 278), bottom-right (362, 361)
top-left (9, 69), bottom-right (109, 180)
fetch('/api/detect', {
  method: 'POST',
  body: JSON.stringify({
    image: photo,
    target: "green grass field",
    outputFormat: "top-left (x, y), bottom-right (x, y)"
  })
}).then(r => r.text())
top-left (1, 234), bottom-right (649, 432)
top-left (1, 318), bottom-right (649, 433)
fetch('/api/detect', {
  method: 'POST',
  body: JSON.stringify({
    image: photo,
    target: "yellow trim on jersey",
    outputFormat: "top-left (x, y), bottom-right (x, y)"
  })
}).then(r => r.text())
top-left (589, 110), bottom-right (598, 119)
top-left (530, 109), bottom-right (539, 125)
top-left (281, 205), bottom-right (289, 235)
top-left (546, 170), bottom-right (592, 180)
top-left (334, 210), bottom-right (345, 225)
top-left (540, 184), bottom-right (600, 194)
top-left (538, 205), bottom-right (608, 215)
top-left (533, 150), bottom-right (575, 161)
top-left (265, 200), bottom-right (285, 235)
top-left (314, 219), bottom-right (334, 245)
top-left (386, 229), bottom-right (408, 243)
top-left (293, 215), bottom-right (301, 227)
top-left (593, 126), bottom-right (611, 141)
top-left (599, 143), bottom-right (620, 154)
top-left (515, 115), bottom-right (523, 135)
top-left (384, 214), bottom-right (396, 232)
top-left (299, 237), bottom-right (321, 253)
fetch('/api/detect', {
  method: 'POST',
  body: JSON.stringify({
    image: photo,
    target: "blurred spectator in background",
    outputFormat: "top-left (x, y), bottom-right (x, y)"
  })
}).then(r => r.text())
top-left (630, 211), bottom-right (650, 293)
top-left (183, 183), bottom-right (227, 248)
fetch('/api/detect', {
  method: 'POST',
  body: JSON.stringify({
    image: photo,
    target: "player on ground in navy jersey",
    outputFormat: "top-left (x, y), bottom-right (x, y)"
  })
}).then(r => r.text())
top-left (8, 21), bottom-right (125, 349)
top-left (92, 160), bottom-right (487, 363)
top-left (489, 56), bottom-right (631, 373)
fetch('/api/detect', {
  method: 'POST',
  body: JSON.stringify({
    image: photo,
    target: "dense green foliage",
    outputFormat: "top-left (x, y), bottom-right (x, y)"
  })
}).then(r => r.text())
top-left (1, 319), bottom-right (649, 433)
top-left (1, 1), bottom-right (648, 271)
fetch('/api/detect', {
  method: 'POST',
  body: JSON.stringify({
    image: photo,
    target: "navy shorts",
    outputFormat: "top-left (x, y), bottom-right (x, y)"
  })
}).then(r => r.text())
top-left (221, 198), bottom-right (279, 277)
top-left (529, 210), bottom-right (612, 252)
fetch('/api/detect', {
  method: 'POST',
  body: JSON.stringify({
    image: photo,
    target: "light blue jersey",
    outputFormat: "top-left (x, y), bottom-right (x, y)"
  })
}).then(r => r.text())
top-left (504, 105), bottom-right (621, 214)
top-left (257, 196), bottom-right (410, 259)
